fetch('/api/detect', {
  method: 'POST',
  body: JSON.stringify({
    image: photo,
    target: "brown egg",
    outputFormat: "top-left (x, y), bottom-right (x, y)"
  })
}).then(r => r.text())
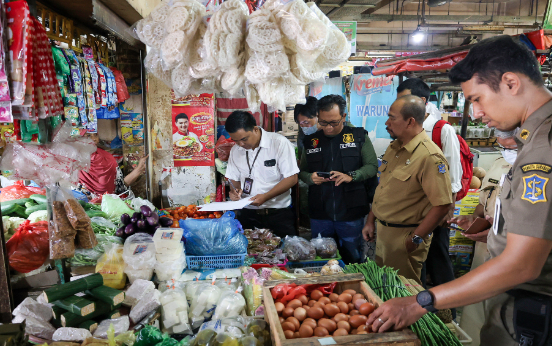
top-left (343, 289), bottom-right (357, 296)
top-left (287, 299), bottom-right (302, 309)
top-left (357, 331), bottom-right (368, 335)
top-left (337, 293), bottom-right (352, 303)
top-left (329, 293), bottom-right (339, 302)
top-left (314, 327), bottom-right (329, 337)
top-left (294, 332), bottom-right (300, 339)
top-left (357, 325), bottom-right (369, 333)
top-left (323, 304), bottom-right (340, 317)
top-left (311, 290), bottom-right (324, 301)
top-left (336, 302), bottom-right (349, 314)
top-left (349, 315), bottom-right (368, 328)
top-left (287, 317), bottom-right (301, 330)
top-left (282, 307), bottom-right (294, 318)
top-left (303, 305), bottom-right (310, 310)
top-left (318, 318), bottom-right (337, 333)
top-left (348, 303), bottom-right (355, 311)
top-left (275, 302), bottom-right (285, 315)
top-left (337, 320), bottom-right (351, 332)
top-left (303, 318), bottom-right (318, 329)
top-left (279, 317), bottom-right (285, 324)
top-left (351, 329), bottom-right (358, 335)
top-left (307, 306), bottom-right (324, 320)
top-left (354, 299), bottom-right (368, 310)
top-left (294, 307), bottom-right (307, 321)
top-left (319, 297), bottom-right (331, 305)
top-left (333, 313), bottom-right (348, 322)
top-left (352, 294), bottom-right (364, 303)
top-left (282, 322), bottom-right (296, 332)
top-left (350, 310), bottom-right (360, 316)
top-left (284, 330), bottom-right (294, 339)
top-left (308, 300), bottom-right (317, 307)
top-left (333, 329), bottom-right (348, 337)
top-left (314, 302), bottom-right (326, 310)
top-left (359, 302), bottom-right (376, 316)
top-left (299, 325), bottom-right (314, 338)
top-left (298, 295), bottom-right (309, 305)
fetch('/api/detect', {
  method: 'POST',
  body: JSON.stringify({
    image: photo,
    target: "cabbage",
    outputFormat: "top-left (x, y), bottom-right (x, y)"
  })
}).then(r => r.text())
top-left (101, 194), bottom-right (134, 222)
top-left (8, 217), bottom-right (26, 233)
top-left (2, 216), bottom-right (10, 234)
top-left (28, 210), bottom-right (48, 223)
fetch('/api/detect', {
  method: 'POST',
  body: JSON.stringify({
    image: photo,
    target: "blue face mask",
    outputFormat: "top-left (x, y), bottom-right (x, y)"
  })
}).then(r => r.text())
top-left (301, 125), bottom-right (318, 136)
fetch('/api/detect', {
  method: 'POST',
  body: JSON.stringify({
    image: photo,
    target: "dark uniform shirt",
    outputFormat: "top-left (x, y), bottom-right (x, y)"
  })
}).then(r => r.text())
top-left (490, 99), bottom-right (552, 295)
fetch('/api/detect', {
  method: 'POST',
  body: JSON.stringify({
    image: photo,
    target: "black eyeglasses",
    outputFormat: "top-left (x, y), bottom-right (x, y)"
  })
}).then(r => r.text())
top-left (319, 117), bottom-right (344, 128)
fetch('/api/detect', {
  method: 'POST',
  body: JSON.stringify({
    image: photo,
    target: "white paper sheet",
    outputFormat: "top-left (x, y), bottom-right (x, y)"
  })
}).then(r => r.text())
top-left (197, 199), bottom-right (252, 212)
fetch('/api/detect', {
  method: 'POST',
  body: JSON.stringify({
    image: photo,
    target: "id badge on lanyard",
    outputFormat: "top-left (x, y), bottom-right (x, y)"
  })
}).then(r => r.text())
top-left (492, 173), bottom-right (507, 235)
top-left (244, 148), bottom-right (261, 195)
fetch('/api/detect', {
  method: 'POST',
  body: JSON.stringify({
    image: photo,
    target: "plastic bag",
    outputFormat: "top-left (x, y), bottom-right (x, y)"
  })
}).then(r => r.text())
top-left (71, 234), bottom-right (123, 267)
top-left (109, 67), bottom-right (130, 103)
top-left (0, 181), bottom-right (45, 202)
top-left (101, 194), bottom-right (134, 221)
top-left (160, 287), bottom-right (192, 334)
top-left (215, 136), bottom-right (235, 162)
top-left (189, 282), bottom-right (222, 328)
top-left (270, 283), bottom-right (306, 305)
top-left (154, 253), bottom-right (186, 281)
top-left (241, 267), bottom-right (264, 316)
top-left (53, 328), bottom-right (93, 342)
top-left (282, 236), bottom-right (316, 261)
top-left (310, 234), bottom-right (337, 258)
top-left (12, 297), bottom-right (52, 322)
top-left (212, 287), bottom-right (246, 320)
top-left (93, 316), bottom-right (130, 338)
top-left (180, 212), bottom-right (247, 256)
top-left (6, 221), bottom-right (49, 273)
top-left (130, 198), bottom-right (156, 214)
top-left (130, 289), bottom-right (161, 324)
top-left (124, 279), bottom-right (156, 307)
top-left (95, 243), bottom-right (127, 289)
top-left (24, 316), bottom-right (56, 340)
top-left (135, 325), bottom-right (165, 346)
top-left (123, 233), bottom-right (156, 283)
top-left (59, 192), bottom-right (97, 250)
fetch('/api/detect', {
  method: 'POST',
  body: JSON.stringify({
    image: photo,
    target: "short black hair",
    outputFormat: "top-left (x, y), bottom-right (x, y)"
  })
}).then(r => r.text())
top-left (175, 113), bottom-right (189, 123)
top-left (317, 94), bottom-right (346, 116)
top-left (449, 35), bottom-right (543, 91)
top-left (225, 111), bottom-right (257, 133)
top-left (397, 78), bottom-right (430, 104)
top-left (397, 95), bottom-right (426, 125)
top-left (294, 96), bottom-right (318, 123)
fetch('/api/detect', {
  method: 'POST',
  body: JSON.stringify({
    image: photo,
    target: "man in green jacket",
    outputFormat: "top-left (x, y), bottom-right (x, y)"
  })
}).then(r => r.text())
top-left (299, 94), bottom-right (378, 264)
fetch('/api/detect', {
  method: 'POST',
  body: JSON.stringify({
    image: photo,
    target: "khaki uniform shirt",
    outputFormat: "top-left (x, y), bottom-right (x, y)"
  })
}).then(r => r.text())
top-left (489, 99), bottom-right (552, 296)
top-left (479, 157), bottom-right (512, 217)
top-left (372, 131), bottom-right (453, 225)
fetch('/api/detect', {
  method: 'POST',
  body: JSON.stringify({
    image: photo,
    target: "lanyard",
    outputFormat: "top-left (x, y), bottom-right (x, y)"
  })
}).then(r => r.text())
top-left (246, 148), bottom-right (262, 177)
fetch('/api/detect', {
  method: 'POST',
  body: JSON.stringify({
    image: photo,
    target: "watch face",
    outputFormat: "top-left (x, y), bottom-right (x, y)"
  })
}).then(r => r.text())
top-left (417, 291), bottom-right (432, 306)
top-left (412, 235), bottom-right (423, 244)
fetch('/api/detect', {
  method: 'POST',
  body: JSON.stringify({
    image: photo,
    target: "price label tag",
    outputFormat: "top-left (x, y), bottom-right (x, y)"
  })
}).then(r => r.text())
top-left (318, 338), bottom-right (336, 346)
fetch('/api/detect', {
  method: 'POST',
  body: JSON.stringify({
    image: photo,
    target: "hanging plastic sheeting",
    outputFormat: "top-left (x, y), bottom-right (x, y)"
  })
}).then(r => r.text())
top-left (372, 51), bottom-right (468, 76)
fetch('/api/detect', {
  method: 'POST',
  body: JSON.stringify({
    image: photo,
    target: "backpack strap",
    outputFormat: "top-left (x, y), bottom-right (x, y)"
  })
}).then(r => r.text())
top-left (432, 120), bottom-right (449, 148)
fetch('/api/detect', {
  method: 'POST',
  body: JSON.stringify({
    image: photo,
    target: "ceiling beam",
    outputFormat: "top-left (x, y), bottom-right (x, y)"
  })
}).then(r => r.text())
top-left (361, 0), bottom-right (394, 15)
top-left (359, 14), bottom-right (543, 23)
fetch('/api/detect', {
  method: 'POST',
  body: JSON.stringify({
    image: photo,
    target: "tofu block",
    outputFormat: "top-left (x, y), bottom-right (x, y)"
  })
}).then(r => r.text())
top-left (153, 228), bottom-right (183, 252)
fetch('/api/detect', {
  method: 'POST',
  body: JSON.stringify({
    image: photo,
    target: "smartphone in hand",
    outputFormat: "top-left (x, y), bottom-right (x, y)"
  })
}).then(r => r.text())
top-left (316, 172), bottom-right (332, 179)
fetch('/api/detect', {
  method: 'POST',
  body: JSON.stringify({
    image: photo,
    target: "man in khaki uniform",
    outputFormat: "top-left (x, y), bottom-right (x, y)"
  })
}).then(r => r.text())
top-left (362, 95), bottom-right (453, 284)
top-left (366, 36), bottom-right (552, 346)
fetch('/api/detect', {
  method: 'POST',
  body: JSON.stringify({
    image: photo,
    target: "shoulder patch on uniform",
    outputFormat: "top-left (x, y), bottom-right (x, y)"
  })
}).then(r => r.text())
top-left (521, 163), bottom-right (552, 174)
top-left (521, 174), bottom-right (549, 204)
top-left (520, 129), bottom-right (530, 140)
top-left (488, 178), bottom-right (499, 184)
top-left (437, 162), bottom-right (446, 174)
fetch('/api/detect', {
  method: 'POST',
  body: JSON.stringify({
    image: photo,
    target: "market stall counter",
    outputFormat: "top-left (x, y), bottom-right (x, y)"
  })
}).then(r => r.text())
top-left (263, 273), bottom-right (420, 346)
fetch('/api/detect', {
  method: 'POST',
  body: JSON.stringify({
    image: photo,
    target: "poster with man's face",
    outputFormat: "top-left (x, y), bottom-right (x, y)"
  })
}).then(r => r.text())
top-left (171, 94), bottom-right (215, 167)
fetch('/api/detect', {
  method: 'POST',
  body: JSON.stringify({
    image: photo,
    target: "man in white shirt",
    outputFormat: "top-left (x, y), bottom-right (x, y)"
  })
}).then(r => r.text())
top-left (173, 113), bottom-right (200, 144)
top-left (397, 79), bottom-right (461, 317)
top-left (225, 111), bottom-right (300, 238)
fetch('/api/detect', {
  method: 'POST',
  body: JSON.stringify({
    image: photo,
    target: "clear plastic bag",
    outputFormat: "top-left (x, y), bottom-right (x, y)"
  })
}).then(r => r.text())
top-left (123, 279), bottom-right (156, 307)
top-left (130, 198), bottom-right (156, 214)
top-left (198, 316), bottom-right (249, 338)
top-left (71, 234), bottom-right (123, 266)
top-left (101, 194), bottom-right (134, 221)
top-left (282, 236), bottom-right (316, 261)
top-left (123, 233), bottom-right (156, 283)
top-left (12, 297), bottom-right (52, 322)
top-left (154, 252), bottom-right (186, 281)
top-left (241, 267), bottom-right (264, 316)
top-left (93, 316), bottom-right (130, 338)
top-left (310, 234), bottom-right (337, 258)
top-left (189, 282), bottom-right (222, 328)
top-left (160, 287), bottom-right (192, 334)
top-left (23, 316), bottom-right (56, 340)
top-left (53, 328), bottom-right (93, 342)
top-left (212, 287), bottom-right (246, 320)
top-left (129, 289), bottom-right (161, 324)
top-left (95, 243), bottom-right (127, 289)
top-left (181, 211), bottom-right (247, 256)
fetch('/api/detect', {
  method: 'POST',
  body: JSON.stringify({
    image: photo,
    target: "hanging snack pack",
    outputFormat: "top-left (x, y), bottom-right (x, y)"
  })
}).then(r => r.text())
top-left (95, 244), bottom-right (127, 289)
top-left (50, 189), bottom-right (78, 260)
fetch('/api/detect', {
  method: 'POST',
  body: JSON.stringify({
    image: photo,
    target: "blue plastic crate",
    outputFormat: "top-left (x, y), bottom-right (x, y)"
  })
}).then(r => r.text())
top-left (186, 253), bottom-right (247, 269)
top-left (286, 259), bottom-right (345, 273)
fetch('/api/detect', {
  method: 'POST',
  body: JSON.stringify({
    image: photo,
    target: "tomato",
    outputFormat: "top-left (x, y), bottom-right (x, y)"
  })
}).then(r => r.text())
top-left (192, 213), bottom-right (199, 219)
top-left (199, 216), bottom-right (205, 219)
top-left (208, 214), bottom-right (215, 219)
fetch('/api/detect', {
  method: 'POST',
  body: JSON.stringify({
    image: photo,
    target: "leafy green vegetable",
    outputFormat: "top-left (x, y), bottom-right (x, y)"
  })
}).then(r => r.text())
top-left (101, 195), bottom-right (133, 222)
top-left (69, 234), bottom-right (123, 267)
top-left (91, 217), bottom-right (117, 236)
top-left (28, 210), bottom-right (48, 223)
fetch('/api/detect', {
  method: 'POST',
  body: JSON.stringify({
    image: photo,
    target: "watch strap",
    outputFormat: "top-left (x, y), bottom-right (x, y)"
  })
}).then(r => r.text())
top-left (416, 290), bottom-right (438, 313)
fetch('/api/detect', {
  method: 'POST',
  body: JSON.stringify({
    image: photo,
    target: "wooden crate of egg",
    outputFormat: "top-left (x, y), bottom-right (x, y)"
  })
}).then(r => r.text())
top-left (263, 273), bottom-right (420, 346)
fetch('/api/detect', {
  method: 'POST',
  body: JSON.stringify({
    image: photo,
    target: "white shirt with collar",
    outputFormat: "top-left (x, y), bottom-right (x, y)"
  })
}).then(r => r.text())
top-left (225, 127), bottom-right (300, 209)
top-left (424, 104), bottom-right (463, 193)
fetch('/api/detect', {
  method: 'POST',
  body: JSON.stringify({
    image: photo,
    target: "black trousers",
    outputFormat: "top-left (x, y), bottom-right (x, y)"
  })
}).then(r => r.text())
top-left (237, 208), bottom-right (296, 238)
top-left (422, 225), bottom-right (456, 319)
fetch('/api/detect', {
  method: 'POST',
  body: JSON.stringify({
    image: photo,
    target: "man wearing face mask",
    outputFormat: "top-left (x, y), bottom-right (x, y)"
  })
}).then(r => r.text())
top-left (299, 94), bottom-right (378, 264)
top-left (295, 97), bottom-right (320, 150)
top-left (450, 129), bottom-right (517, 345)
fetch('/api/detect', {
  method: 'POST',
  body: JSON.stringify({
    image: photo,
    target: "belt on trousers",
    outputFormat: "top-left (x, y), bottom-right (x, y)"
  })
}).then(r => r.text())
top-left (377, 219), bottom-right (419, 228)
top-left (249, 208), bottom-right (281, 215)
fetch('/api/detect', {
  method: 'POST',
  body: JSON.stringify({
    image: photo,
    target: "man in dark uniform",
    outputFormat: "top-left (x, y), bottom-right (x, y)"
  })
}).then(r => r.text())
top-left (366, 36), bottom-right (552, 346)
top-left (299, 94), bottom-right (378, 264)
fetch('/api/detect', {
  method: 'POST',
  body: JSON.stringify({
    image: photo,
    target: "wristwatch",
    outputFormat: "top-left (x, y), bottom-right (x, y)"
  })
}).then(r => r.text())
top-left (416, 290), bottom-right (438, 313)
top-left (411, 234), bottom-right (424, 245)
top-left (347, 171), bottom-right (357, 181)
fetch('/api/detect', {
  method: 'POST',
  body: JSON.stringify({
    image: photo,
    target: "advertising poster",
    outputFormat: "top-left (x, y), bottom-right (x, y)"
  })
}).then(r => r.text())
top-left (308, 77), bottom-right (346, 100)
top-left (332, 21), bottom-right (357, 54)
top-left (120, 113), bottom-right (134, 145)
top-left (172, 94), bottom-right (215, 167)
top-left (349, 73), bottom-right (400, 156)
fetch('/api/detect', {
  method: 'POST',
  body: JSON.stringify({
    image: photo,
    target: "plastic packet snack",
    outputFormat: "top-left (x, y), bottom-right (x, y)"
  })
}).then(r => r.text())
top-left (123, 279), bottom-right (155, 307)
top-left (12, 297), bottom-right (52, 322)
top-left (64, 198), bottom-right (91, 229)
top-left (24, 316), bottom-right (56, 340)
top-left (310, 234), bottom-right (337, 258)
top-left (49, 219), bottom-right (76, 260)
top-left (93, 316), bottom-right (130, 338)
top-left (95, 243), bottom-right (127, 289)
top-left (282, 236), bottom-right (316, 261)
top-left (212, 287), bottom-right (246, 320)
top-left (240, 267), bottom-right (264, 316)
top-left (129, 289), bottom-right (161, 324)
top-left (53, 328), bottom-right (93, 342)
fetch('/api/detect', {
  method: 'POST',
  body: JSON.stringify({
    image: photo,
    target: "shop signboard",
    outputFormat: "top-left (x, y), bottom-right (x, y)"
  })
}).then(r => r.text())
top-left (349, 73), bottom-right (399, 156)
top-left (171, 93), bottom-right (215, 167)
top-left (308, 77), bottom-right (346, 100)
top-left (332, 21), bottom-right (357, 54)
